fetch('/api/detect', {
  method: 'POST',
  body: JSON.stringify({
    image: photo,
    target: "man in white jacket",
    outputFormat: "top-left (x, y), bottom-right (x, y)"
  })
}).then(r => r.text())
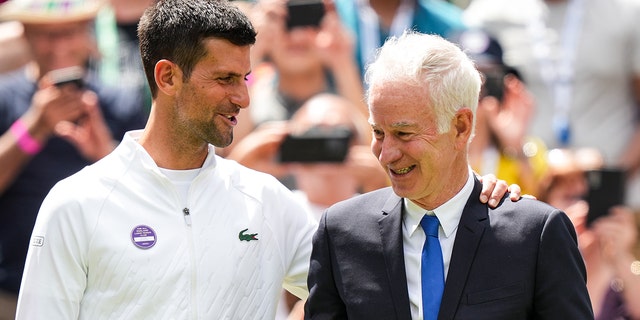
top-left (16, 0), bottom-right (316, 318)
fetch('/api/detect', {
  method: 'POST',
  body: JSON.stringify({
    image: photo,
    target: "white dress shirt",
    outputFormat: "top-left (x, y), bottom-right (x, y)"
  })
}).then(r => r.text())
top-left (402, 169), bottom-right (474, 320)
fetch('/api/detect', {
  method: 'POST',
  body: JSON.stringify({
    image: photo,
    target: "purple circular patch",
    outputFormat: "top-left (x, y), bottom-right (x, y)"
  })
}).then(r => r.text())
top-left (131, 225), bottom-right (157, 249)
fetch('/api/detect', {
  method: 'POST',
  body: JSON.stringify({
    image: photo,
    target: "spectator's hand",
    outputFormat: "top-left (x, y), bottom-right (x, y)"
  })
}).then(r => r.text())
top-left (250, 0), bottom-right (287, 66)
top-left (591, 206), bottom-right (638, 267)
top-left (477, 173), bottom-right (525, 208)
top-left (53, 91), bottom-right (115, 162)
top-left (563, 200), bottom-right (589, 234)
top-left (482, 74), bottom-right (534, 157)
top-left (21, 77), bottom-right (89, 142)
top-left (315, 1), bottom-right (355, 72)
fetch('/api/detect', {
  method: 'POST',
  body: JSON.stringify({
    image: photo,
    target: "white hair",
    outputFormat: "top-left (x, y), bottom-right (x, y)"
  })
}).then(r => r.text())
top-left (364, 31), bottom-right (481, 134)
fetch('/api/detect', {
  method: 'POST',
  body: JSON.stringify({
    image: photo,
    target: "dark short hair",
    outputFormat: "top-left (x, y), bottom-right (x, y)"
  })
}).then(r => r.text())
top-left (138, 0), bottom-right (256, 97)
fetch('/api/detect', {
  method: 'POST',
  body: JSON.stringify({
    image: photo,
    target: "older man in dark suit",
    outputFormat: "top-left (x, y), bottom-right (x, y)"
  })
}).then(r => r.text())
top-left (304, 31), bottom-right (593, 320)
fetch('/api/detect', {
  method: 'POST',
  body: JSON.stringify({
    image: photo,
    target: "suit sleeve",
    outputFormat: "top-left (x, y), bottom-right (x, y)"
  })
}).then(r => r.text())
top-left (304, 210), bottom-right (348, 319)
top-left (534, 209), bottom-right (594, 319)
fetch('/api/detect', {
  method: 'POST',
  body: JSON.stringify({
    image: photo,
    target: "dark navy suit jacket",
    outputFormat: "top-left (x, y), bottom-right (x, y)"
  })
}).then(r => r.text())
top-left (305, 178), bottom-right (594, 319)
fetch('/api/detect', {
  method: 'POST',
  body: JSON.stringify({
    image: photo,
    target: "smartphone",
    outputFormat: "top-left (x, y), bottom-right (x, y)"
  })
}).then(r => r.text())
top-left (584, 168), bottom-right (626, 226)
top-left (49, 66), bottom-right (85, 89)
top-left (279, 126), bottom-right (352, 163)
top-left (481, 68), bottom-right (505, 101)
top-left (286, 0), bottom-right (325, 30)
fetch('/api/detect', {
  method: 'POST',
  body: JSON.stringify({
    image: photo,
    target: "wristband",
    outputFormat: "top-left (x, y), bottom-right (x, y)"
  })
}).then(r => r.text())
top-left (9, 119), bottom-right (42, 155)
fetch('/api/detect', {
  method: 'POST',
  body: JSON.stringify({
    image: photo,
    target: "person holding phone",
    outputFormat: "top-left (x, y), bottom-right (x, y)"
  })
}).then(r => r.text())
top-left (538, 148), bottom-right (640, 319)
top-left (0, 0), bottom-right (147, 318)
top-left (222, 0), bottom-right (367, 157)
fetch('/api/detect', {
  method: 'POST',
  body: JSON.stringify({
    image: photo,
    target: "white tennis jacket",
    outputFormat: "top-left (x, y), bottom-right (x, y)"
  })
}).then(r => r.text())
top-left (16, 130), bottom-right (317, 320)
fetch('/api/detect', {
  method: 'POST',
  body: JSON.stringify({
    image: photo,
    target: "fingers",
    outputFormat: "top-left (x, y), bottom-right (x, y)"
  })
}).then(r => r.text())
top-left (507, 184), bottom-right (522, 200)
top-left (53, 120), bottom-right (81, 148)
top-left (591, 206), bottom-right (638, 253)
top-left (564, 200), bottom-right (588, 234)
top-left (488, 179), bottom-right (509, 208)
top-left (478, 174), bottom-right (496, 206)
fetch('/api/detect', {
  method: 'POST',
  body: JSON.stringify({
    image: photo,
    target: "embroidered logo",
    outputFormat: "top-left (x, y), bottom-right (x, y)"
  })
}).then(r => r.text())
top-left (239, 228), bottom-right (258, 241)
top-left (31, 236), bottom-right (44, 247)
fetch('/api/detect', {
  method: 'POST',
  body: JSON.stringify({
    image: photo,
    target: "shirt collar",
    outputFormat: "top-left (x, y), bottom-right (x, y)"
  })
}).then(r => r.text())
top-left (124, 130), bottom-right (218, 175)
top-left (403, 168), bottom-right (475, 238)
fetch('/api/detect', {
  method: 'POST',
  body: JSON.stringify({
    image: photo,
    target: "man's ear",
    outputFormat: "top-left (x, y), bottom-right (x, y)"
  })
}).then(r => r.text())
top-left (154, 59), bottom-right (183, 96)
top-left (453, 108), bottom-right (474, 148)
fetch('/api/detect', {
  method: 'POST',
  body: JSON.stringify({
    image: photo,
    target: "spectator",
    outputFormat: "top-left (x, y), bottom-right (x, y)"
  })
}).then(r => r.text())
top-left (0, 0), bottom-right (153, 110)
top-left (538, 147), bottom-right (640, 319)
top-left (0, 20), bottom-right (30, 73)
top-left (223, 0), bottom-right (366, 156)
top-left (0, 0), bottom-right (147, 318)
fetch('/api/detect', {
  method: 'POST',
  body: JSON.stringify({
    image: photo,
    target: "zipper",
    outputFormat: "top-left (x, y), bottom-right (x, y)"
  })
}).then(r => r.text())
top-left (183, 207), bottom-right (198, 318)
top-left (183, 208), bottom-right (192, 226)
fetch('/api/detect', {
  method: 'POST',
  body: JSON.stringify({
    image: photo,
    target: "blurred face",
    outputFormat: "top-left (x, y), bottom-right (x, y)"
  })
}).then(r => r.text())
top-left (545, 172), bottom-right (589, 210)
top-left (174, 38), bottom-right (251, 148)
top-left (369, 81), bottom-right (465, 208)
top-left (22, 20), bottom-right (93, 75)
top-left (269, 25), bottom-right (323, 73)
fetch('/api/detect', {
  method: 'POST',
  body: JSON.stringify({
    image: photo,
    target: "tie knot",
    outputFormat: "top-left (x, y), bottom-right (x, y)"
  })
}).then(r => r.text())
top-left (420, 214), bottom-right (440, 237)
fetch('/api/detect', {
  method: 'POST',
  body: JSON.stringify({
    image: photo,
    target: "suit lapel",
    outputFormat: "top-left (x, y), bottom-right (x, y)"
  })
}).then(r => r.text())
top-left (438, 179), bottom-right (489, 320)
top-left (378, 191), bottom-right (412, 320)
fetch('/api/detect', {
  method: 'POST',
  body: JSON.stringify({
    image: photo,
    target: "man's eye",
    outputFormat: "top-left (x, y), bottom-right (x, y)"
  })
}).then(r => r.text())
top-left (396, 131), bottom-right (413, 139)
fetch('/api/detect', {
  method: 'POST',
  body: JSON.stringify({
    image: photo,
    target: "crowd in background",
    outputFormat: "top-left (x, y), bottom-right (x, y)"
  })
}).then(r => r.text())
top-left (0, 0), bottom-right (638, 319)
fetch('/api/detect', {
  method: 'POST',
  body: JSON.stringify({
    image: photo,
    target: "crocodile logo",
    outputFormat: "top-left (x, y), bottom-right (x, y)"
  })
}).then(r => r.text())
top-left (239, 228), bottom-right (258, 241)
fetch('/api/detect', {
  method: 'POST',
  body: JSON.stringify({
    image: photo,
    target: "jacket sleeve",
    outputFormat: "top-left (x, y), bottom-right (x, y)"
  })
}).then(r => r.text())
top-left (534, 209), bottom-right (594, 319)
top-left (15, 183), bottom-right (89, 319)
top-left (304, 209), bottom-right (348, 319)
top-left (281, 191), bottom-right (318, 300)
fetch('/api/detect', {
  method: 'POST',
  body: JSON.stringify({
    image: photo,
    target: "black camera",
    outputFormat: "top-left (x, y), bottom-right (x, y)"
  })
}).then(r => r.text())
top-left (286, 0), bottom-right (325, 30)
top-left (278, 126), bottom-right (353, 163)
top-left (49, 66), bottom-right (85, 89)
